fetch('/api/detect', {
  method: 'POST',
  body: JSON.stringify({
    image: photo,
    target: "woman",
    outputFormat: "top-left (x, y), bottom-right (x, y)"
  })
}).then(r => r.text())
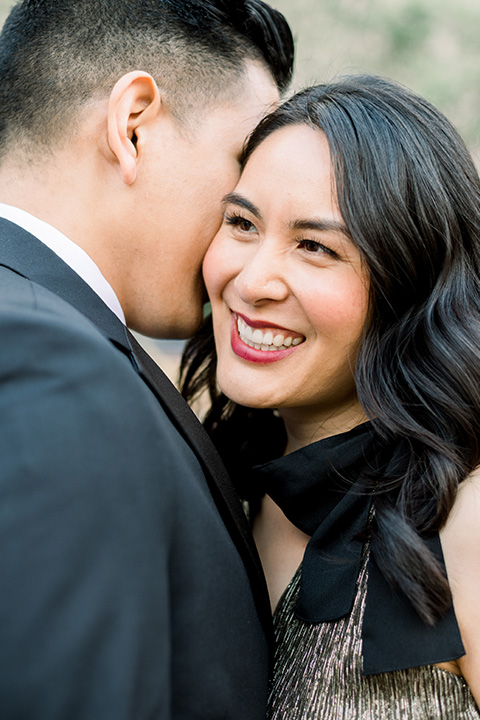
top-left (181, 75), bottom-right (480, 717)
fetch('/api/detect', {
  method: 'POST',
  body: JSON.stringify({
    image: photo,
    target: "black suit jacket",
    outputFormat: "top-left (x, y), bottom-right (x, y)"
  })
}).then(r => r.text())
top-left (0, 219), bottom-right (271, 719)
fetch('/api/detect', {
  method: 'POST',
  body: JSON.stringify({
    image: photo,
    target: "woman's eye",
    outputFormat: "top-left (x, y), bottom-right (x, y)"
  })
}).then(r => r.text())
top-left (224, 212), bottom-right (257, 233)
top-left (298, 239), bottom-right (336, 257)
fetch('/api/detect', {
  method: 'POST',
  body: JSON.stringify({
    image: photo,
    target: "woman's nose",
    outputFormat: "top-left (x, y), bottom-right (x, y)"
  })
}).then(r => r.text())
top-left (233, 245), bottom-right (289, 306)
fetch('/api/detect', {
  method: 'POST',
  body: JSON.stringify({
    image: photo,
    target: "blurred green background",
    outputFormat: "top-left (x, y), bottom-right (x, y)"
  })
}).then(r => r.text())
top-left (270, 0), bottom-right (480, 164)
top-left (1, 0), bottom-right (479, 375)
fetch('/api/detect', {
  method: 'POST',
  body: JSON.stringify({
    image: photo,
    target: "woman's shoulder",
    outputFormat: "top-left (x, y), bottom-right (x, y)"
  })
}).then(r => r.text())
top-left (441, 468), bottom-right (480, 611)
top-left (440, 468), bottom-right (480, 705)
top-left (442, 470), bottom-right (480, 556)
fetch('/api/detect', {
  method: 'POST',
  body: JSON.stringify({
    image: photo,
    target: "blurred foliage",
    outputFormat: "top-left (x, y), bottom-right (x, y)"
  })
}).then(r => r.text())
top-left (271, 0), bottom-right (480, 163)
top-left (0, 0), bottom-right (479, 160)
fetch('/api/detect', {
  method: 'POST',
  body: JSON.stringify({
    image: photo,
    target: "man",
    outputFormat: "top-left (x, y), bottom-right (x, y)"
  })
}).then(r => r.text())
top-left (0, 1), bottom-right (293, 717)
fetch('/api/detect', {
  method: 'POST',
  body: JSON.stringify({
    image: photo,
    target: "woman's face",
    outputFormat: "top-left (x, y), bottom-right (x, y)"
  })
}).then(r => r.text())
top-left (203, 124), bottom-right (370, 431)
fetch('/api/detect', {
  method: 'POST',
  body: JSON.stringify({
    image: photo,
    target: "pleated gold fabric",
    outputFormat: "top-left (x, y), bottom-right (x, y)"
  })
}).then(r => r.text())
top-left (268, 552), bottom-right (479, 719)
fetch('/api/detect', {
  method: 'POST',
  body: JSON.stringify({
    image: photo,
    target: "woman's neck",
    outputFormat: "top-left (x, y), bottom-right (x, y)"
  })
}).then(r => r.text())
top-left (279, 402), bottom-right (368, 455)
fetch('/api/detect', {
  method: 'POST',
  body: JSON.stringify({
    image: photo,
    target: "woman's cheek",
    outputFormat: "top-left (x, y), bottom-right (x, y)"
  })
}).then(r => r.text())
top-left (202, 241), bottom-right (223, 299)
top-left (203, 235), bottom-right (238, 301)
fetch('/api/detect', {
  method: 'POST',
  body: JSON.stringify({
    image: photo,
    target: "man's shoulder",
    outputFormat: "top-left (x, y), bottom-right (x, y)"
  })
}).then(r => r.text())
top-left (0, 264), bottom-right (194, 459)
top-left (0, 264), bottom-right (96, 329)
top-left (0, 264), bottom-right (129, 368)
top-left (0, 264), bottom-right (138, 411)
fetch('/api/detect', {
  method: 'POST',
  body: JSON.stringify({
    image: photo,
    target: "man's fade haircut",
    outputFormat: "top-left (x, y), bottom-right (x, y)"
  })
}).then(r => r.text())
top-left (0, 0), bottom-right (294, 155)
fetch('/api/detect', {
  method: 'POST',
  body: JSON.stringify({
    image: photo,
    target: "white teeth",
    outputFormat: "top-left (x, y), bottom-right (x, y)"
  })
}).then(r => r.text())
top-left (236, 315), bottom-right (304, 351)
top-left (252, 329), bottom-right (263, 345)
top-left (243, 323), bottom-right (253, 342)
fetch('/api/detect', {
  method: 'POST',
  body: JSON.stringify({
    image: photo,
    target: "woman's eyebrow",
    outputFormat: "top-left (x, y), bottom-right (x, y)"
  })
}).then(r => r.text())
top-left (222, 193), bottom-right (263, 220)
top-left (221, 196), bottom-right (350, 237)
top-left (290, 218), bottom-right (350, 235)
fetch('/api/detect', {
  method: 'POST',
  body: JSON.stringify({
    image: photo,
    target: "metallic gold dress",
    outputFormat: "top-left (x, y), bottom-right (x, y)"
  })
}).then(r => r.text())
top-left (268, 553), bottom-right (480, 719)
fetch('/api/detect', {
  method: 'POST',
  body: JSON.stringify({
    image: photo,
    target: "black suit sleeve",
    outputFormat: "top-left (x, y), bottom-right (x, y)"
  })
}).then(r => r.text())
top-left (0, 302), bottom-right (181, 718)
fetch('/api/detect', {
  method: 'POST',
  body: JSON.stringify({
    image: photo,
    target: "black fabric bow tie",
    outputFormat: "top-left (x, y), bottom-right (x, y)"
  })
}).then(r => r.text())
top-left (250, 422), bottom-right (465, 675)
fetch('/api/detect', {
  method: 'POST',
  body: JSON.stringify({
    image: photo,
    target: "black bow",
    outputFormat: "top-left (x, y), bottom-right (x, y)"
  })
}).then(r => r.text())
top-left (250, 423), bottom-right (465, 675)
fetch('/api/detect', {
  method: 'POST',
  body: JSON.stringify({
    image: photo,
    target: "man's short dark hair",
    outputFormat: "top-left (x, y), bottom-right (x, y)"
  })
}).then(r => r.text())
top-left (0, 0), bottom-right (294, 154)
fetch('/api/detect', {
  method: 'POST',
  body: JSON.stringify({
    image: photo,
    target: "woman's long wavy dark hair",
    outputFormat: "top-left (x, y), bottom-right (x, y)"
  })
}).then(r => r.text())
top-left (181, 74), bottom-right (480, 625)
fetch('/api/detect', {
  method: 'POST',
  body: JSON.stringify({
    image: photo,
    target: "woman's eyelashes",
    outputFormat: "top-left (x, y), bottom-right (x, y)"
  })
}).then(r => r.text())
top-left (223, 211), bottom-right (339, 259)
top-left (223, 211), bottom-right (257, 234)
top-left (297, 238), bottom-right (338, 258)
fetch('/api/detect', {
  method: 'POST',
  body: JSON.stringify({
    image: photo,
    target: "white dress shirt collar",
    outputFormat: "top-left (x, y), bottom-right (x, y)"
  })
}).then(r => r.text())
top-left (0, 203), bottom-right (126, 323)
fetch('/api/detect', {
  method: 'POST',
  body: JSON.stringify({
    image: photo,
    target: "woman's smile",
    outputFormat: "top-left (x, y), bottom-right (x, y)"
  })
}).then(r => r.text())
top-left (231, 312), bottom-right (305, 363)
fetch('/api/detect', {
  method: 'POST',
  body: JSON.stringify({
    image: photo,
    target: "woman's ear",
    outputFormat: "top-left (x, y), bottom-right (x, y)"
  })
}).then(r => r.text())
top-left (107, 71), bottom-right (161, 185)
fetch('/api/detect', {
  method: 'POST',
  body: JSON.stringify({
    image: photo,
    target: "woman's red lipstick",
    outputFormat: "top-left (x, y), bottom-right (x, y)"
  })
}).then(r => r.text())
top-left (230, 313), bottom-right (303, 364)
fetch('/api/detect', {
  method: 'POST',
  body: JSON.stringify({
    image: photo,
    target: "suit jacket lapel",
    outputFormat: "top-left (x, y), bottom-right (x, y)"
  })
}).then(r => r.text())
top-left (0, 219), bottom-right (272, 637)
top-left (127, 330), bottom-right (272, 636)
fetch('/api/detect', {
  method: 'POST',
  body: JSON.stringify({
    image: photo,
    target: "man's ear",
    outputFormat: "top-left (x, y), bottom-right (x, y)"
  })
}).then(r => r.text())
top-left (107, 71), bottom-right (161, 185)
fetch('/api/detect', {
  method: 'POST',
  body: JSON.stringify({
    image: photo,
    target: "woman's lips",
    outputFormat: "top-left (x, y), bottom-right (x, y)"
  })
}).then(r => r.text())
top-left (230, 312), bottom-right (305, 364)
